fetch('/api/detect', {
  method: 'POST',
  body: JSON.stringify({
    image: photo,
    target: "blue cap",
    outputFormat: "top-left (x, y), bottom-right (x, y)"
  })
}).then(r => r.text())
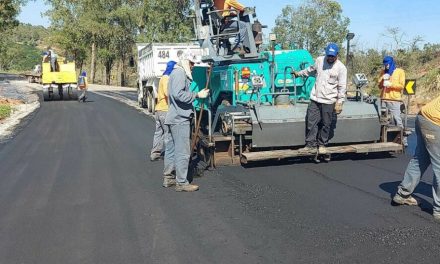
top-left (163, 60), bottom-right (176, 76)
top-left (325, 43), bottom-right (339, 57)
top-left (81, 71), bottom-right (87, 77)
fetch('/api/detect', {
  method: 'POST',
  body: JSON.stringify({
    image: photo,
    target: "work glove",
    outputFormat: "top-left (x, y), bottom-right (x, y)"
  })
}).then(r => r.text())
top-left (383, 80), bottom-right (392, 87)
top-left (382, 73), bottom-right (390, 80)
top-left (334, 102), bottom-right (343, 115)
top-left (291, 71), bottom-right (300, 78)
top-left (197, 88), bottom-right (209, 99)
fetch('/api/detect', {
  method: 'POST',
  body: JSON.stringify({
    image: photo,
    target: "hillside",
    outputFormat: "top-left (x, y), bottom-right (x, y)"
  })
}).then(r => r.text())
top-left (0, 24), bottom-right (50, 72)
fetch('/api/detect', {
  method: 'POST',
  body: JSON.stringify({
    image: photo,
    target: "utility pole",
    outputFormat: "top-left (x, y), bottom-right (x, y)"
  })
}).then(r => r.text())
top-left (345, 32), bottom-right (355, 89)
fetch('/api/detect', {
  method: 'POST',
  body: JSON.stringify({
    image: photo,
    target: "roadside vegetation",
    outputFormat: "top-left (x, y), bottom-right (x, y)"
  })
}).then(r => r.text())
top-left (1, 0), bottom-right (438, 103)
top-left (0, 104), bottom-right (12, 120)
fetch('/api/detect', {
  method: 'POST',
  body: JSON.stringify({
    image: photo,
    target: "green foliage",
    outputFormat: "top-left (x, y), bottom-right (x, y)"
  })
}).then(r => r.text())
top-left (348, 43), bottom-right (440, 97)
top-left (0, 37), bottom-right (42, 71)
top-left (0, 104), bottom-right (12, 120)
top-left (274, 0), bottom-right (350, 56)
top-left (0, 0), bottom-right (21, 31)
top-left (138, 0), bottom-right (193, 43)
top-left (421, 68), bottom-right (440, 93)
top-left (5, 24), bottom-right (49, 46)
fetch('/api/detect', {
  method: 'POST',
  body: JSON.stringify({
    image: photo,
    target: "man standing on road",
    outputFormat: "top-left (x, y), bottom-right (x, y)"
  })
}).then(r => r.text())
top-left (293, 43), bottom-right (347, 154)
top-left (78, 71), bottom-right (88, 102)
top-left (393, 95), bottom-right (440, 221)
top-left (378, 56), bottom-right (406, 129)
top-left (163, 52), bottom-right (209, 192)
top-left (150, 60), bottom-right (177, 161)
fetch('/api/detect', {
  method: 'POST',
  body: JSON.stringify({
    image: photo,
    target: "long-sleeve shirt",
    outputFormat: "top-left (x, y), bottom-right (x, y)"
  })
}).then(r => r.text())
top-left (222, 0), bottom-right (245, 17)
top-left (378, 68), bottom-right (405, 101)
top-left (155, 75), bottom-right (170, 112)
top-left (164, 67), bottom-right (197, 125)
top-left (297, 56), bottom-right (347, 104)
top-left (421, 95), bottom-right (440, 127)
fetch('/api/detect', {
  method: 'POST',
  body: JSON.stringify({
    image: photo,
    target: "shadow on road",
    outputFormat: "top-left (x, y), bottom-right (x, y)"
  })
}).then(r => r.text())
top-left (380, 180), bottom-right (433, 214)
top-left (242, 151), bottom-right (399, 169)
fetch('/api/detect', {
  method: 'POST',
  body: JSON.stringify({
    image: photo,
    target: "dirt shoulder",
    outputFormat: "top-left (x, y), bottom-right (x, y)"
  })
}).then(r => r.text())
top-left (0, 80), bottom-right (40, 141)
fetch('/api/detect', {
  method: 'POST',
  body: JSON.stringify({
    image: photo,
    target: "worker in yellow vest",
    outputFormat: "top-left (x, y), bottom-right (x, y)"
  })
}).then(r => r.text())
top-left (150, 61), bottom-right (177, 161)
top-left (393, 95), bottom-right (440, 221)
top-left (378, 56), bottom-right (406, 128)
top-left (215, 0), bottom-right (250, 54)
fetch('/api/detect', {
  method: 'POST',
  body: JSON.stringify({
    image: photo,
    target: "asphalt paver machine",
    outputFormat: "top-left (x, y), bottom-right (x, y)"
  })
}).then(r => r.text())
top-left (190, 0), bottom-right (403, 167)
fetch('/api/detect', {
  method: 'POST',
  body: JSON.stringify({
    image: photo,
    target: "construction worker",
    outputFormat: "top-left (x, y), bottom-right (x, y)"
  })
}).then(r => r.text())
top-left (163, 52), bottom-right (209, 191)
top-left (392, 95), bottom-right (440, 221)
top-left (48, 49), bottom-right (58, 72)
top-left (78, 71), bottom-right (88, 102)
top-left (150, 60), bottom-right (177, 161)
top-left (293, 43), bottom-right (347, 154)
top-left (378, 56), bottom-right (406, 129)
top-left (215, 0), bottom-right (250, 54)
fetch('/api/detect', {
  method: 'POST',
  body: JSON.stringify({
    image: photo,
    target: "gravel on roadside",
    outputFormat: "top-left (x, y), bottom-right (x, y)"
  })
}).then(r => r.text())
top-left (0, 80), bottom-right (40, 141)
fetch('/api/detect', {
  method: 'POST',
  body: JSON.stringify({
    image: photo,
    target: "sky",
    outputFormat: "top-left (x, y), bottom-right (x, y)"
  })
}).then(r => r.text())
top-left (18, 0), bottom-right (440, 50)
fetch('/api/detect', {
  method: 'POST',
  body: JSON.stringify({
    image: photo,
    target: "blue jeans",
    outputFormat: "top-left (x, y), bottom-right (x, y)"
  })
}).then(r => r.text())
top-left (397, 114), bottom-right (440, 214)
top-left (222, 20), bottom-right (249, 50)
top-left (164, 122), bottom-right (191, 185)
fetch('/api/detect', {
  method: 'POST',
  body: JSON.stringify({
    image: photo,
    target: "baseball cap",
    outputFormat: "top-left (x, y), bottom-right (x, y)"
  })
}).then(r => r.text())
top-left (325, 43), bottom-right (339, 57)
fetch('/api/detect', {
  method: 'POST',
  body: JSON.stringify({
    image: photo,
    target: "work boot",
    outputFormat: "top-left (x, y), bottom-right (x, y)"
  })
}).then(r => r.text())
top-left (433, 213), bottom-right (440, 222)
top-left (162, 176), bottom-right (176, 188)
top-left (392, 193), bottom-right (418, 206)
top-left (318, 145), bottom-right (328, 154)
top-left (175, 184), bottom-right (199, 192)
top-left (232, 46), bottom-right (246, 55)
top-left (298, 146), bottom-right (317, 153)
top-left (150, 152), bottom-right (161, 161)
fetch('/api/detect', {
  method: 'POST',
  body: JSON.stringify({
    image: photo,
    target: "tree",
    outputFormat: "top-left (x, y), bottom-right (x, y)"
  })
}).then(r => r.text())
top-left (0, 0), bottom-right (20, 31)
top-left (138, 0), bottom-right (193, 43)
top-left (0, 0), bottom-right (31, 71)
top-left (273, 0), bottom-right (350, 56)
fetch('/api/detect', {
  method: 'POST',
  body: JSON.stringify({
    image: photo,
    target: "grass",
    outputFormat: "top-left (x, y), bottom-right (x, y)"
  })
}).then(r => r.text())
top-left (0, 104), bottom-right (12, 120)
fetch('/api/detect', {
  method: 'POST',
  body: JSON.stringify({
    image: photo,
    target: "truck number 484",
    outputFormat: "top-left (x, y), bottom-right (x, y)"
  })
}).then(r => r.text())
top-left (158, 51), bottom-right (169, 59)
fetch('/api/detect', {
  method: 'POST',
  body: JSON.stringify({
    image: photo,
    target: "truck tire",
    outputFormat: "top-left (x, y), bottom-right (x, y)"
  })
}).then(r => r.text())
top-left (62, 86), bottom-right (69, 100)
top-left (147, 90), bottom-right (155, 113)
top-left (69, 86), bottom-right (78, 100)
top-left (43, 87), bottom-right (50, 101)
top-left (137, 87), bottom-right (147, 108)
top-left (52, 86), bottom-right (62, 100)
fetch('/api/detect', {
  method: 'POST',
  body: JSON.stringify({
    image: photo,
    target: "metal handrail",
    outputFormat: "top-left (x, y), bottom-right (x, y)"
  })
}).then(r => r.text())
top-left (283, 66), bottom-right (297, 105)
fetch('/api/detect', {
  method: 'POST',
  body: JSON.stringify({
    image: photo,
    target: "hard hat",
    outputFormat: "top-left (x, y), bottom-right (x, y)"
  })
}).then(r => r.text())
top-left (180, 51), bottom-right (201, 64)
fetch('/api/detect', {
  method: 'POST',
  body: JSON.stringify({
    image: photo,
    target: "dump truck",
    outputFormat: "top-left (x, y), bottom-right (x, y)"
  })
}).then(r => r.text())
top-left (42, 56), bottom-right (78, 101)
top-left (136, 43), bottom-right (202, 113)
top-left (188, 0), bottom-right (404, 167)
top-left (24, 64), bottom-right (42, 84)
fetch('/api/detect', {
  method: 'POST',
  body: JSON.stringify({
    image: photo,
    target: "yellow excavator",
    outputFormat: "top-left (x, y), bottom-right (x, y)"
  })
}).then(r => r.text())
top-left (42, 52), bottom-right (78, 101)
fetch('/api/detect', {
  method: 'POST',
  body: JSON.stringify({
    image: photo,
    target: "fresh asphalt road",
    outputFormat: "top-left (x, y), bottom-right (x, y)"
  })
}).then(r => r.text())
top-left (0, 92), bottom-right (439, 264)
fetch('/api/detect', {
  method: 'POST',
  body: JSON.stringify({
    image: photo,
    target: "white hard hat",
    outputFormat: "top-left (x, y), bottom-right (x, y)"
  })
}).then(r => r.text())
top-left (180, 51), bottom-right (200, 64)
